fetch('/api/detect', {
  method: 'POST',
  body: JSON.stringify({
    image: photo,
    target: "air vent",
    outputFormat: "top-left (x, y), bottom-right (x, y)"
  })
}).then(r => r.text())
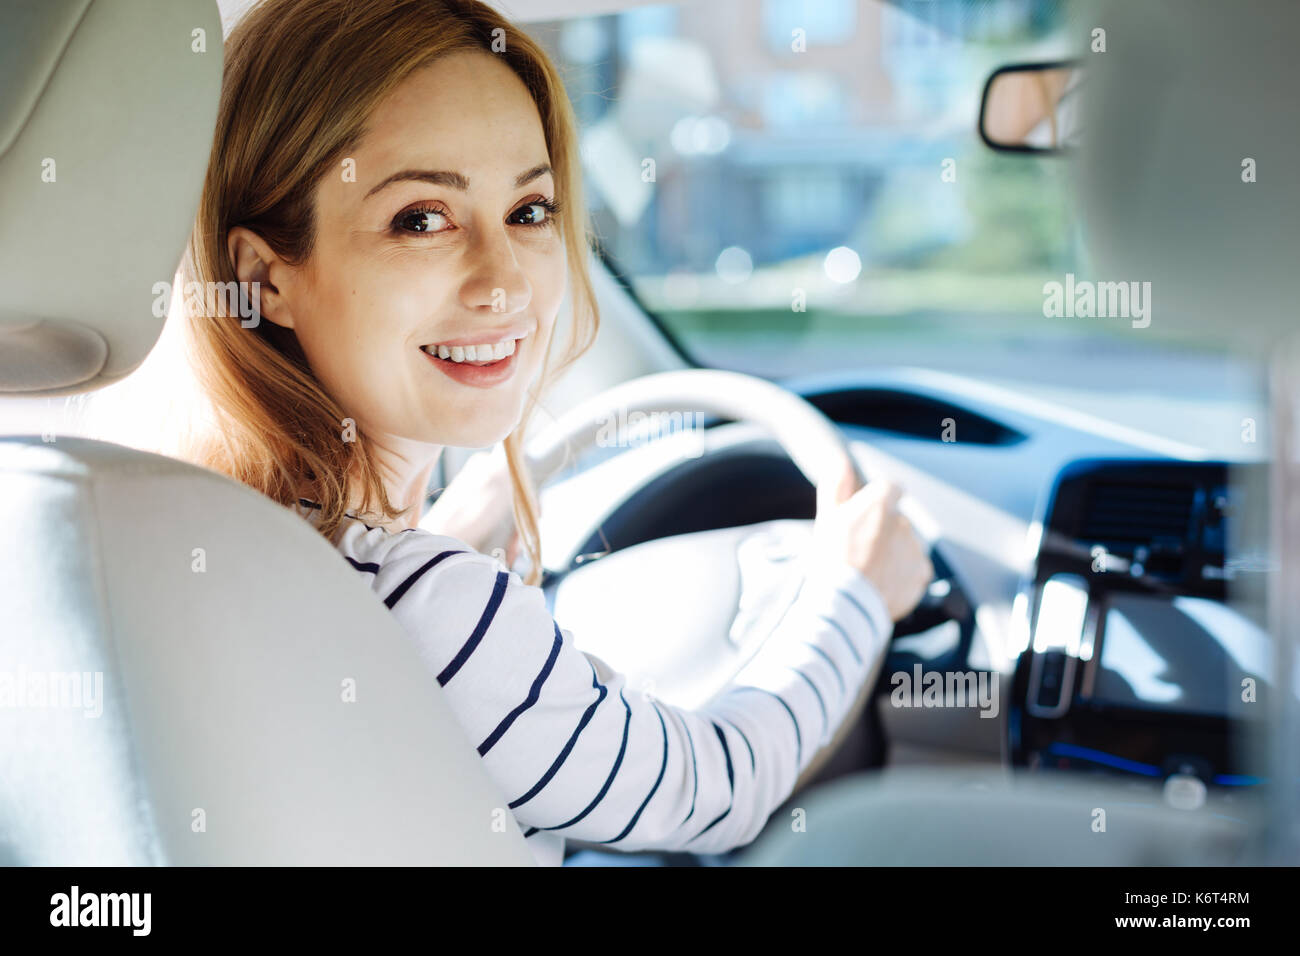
top-left (805, 388), bottom-right (1026, 445)
top-left (1079, 481), bottom-right (1196, 544)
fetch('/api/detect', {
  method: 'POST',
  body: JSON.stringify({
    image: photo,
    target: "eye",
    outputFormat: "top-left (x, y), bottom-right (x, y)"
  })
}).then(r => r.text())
top-left (392, 204), bottom-right (451, 234)
top-left (508, 198), bottom-right (560, 228)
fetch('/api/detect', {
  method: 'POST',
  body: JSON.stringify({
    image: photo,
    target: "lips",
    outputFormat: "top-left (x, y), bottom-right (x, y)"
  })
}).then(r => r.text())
top-left (419, 334), bottom-right (523, 388)
top-left (420, 337), bottom-right (517, 365)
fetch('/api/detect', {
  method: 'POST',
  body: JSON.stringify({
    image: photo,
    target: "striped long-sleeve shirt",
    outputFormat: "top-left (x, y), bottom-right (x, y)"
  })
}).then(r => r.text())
top-left (297, 500), bottom-right (892, 865)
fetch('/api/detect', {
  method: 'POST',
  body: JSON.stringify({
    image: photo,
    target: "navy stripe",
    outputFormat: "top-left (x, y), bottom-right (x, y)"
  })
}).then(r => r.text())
top-left (688, 723), bottom-right (737, 843)
top-left (678, 712), bottom-right (700, 826)
top-left (345, 556), bottom-right (381, 574)
top-left (802, 641), bottom-right (845, 694)
top-left (541, 689), bottom-right (634, 831)
top-left (436, 570), bottom-right (508, 685)
top-left (840, 589), bottom-right (879, 635)
top-left (600, 702), bottom-right (671, 844)
top-left (509, 664), bottom-right (607, 810)
top-left (716, 715), bottom-right (756, 774)
top-left (737, 686), bottom-right (802, 765)
top-left (790, 667), bottom-right (828, 740)
top-left (712, 722), bottom-right (736, 789)
top-left (691, 806), bottom-right (732, 842)
top-left (478, 622), bottom-right (563, 756)
top-left (523, 827), bottom-right (538, 837)
top-left (384, 549), bottom-right (464, 608)
top-left (817, 614), bottom-right (861, 666)
top-left (297, 497), bottom-right (370, 527)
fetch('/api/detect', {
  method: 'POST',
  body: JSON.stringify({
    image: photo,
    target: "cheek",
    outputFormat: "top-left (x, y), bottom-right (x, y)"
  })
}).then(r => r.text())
top-left (292, 276), bottom-right (397, 410)
top-left (526, 244), bottom-right (568, 336)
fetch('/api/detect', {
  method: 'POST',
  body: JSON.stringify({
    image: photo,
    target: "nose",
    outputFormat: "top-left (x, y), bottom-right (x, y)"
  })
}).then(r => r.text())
top-left (458, 226), bottom-right (532, 317)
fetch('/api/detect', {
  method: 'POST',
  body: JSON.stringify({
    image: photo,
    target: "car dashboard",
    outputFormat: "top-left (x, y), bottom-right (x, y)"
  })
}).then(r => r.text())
top-left (537, 366), bottom-right (1269, 811)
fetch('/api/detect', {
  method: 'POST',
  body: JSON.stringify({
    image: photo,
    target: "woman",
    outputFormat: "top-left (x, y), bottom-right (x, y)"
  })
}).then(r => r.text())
top-left (179, 0), bottom-right (932, 865)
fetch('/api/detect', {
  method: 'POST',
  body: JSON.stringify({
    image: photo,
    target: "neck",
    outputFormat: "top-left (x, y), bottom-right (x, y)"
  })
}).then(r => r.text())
top-left (347, 432), bottom-right (443, 533)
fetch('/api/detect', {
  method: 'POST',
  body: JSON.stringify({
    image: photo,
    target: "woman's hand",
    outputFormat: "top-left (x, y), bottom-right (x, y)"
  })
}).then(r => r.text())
top-left (420, 446), bottom-right (520, 565)
top-left (812, 454), bottom-right (933, 621)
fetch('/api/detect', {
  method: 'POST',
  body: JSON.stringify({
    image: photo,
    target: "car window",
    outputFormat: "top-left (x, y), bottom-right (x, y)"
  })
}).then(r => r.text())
top-left (529, 0), bottom-right (1264, 455)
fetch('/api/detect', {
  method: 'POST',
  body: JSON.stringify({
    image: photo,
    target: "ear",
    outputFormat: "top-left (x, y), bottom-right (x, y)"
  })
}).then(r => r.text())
top-left (227, 226), bottom-right (298, 331)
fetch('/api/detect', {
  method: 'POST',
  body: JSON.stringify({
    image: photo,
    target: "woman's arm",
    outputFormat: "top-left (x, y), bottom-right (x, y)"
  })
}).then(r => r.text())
top-left (375, 534), bottom-right (891, 854)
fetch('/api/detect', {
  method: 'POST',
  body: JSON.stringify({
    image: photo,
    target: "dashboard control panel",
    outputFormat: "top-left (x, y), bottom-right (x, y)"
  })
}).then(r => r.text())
top-left (1010, 459), bottom-right (1270, 795)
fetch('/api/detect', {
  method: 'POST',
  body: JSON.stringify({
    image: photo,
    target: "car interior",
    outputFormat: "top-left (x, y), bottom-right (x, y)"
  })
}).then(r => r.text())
top-left (1, 0), bottom-right (1297, 872)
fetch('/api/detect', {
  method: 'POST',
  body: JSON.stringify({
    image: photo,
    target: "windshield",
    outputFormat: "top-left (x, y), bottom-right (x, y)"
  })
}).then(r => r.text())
top-left (530, 0), bottom-right (1264, 456)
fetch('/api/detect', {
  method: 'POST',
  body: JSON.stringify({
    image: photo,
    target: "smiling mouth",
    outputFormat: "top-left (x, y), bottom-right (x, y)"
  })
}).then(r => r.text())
top-left (419, 335), bottom-right (521, 366)
top-left (418, 333), bottom-right (526, 389)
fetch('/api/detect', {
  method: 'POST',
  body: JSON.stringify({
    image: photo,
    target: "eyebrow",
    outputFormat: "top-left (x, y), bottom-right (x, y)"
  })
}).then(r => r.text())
top-left (364, 163), bottom-right (552, 199)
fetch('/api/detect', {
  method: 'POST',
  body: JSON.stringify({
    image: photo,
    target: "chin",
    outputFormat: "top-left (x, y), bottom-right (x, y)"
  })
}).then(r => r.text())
top-left (412, 381), bottom-right (532, 447)
top-left (470, 420), bottom-right (517, 447)
top-left (472, 392), bottom-right (531, 444)
top-left (431, 412), bottom-right (520, 449)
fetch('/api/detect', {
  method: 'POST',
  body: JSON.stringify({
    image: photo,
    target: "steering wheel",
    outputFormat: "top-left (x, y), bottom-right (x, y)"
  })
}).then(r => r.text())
top-left (524, 368), bottom-right (956, 790)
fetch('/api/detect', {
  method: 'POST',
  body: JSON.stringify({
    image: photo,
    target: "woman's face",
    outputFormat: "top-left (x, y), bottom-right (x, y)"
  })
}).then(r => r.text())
top-left (258, 50), bottom-right (566, 449)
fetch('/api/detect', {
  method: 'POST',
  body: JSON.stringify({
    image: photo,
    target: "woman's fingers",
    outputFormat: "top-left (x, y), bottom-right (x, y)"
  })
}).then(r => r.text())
top-left (817, 454), bottom-right (859, 512)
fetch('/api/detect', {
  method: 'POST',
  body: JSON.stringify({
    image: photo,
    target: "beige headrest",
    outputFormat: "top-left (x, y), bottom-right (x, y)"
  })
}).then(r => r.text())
top-left (0, 0), bottom-right (221, 396)
top-left (1076, 0), bottom-right (1299, 352)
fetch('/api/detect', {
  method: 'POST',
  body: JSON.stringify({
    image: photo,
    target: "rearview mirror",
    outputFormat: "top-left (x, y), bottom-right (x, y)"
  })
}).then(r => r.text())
top-left (978, 60), bottom-right (1083, 154)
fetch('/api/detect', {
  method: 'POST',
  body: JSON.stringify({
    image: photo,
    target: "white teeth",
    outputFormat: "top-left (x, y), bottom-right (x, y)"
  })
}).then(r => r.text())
top-left (424, 337), bottom-right (522, 363)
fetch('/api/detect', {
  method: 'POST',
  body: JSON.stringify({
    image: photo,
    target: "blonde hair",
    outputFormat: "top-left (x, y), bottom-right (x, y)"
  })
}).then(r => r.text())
top-left (180, 0), bottom-right (598, 585)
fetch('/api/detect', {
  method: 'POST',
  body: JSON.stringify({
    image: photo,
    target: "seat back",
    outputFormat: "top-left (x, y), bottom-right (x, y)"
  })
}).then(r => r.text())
top-left (0, 0), bottom-right (532, 865)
